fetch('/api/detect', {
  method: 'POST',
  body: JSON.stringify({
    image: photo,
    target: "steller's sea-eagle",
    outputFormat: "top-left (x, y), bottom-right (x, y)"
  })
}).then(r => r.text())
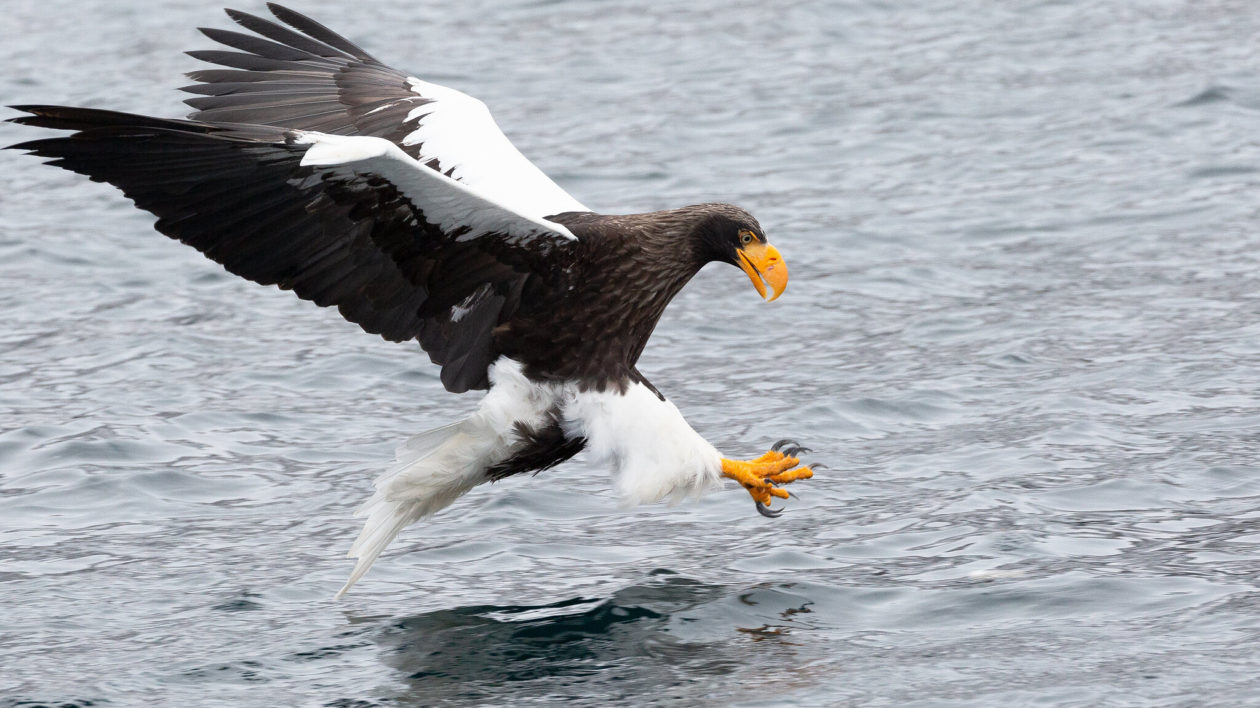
top-left (8, 4), bottom-right (818, 596)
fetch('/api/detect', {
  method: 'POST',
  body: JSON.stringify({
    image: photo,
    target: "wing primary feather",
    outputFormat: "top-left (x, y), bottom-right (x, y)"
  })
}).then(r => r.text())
top-left (266, 3), bottom-right (377, 61)
top-left (185, 49), bottom-right (332, 72)
top-left (185, 93), bottom-right (342, 111)
top-left (181, 7), bottom-right (590, 221)
top-left (197, 27), bottom-right (319, 63)
top-left (192, 103), bottom-right (354, 126)
top-left (185, 68), bottom-right (332, 84)
top-left (181, 83), bottom-right (335, 97)
top-left (8, 105), bottom-right (221, 134)
top-left (224, 8), bottom-right (351, 59)
top-left (7, 105), bottom-right (581, 392)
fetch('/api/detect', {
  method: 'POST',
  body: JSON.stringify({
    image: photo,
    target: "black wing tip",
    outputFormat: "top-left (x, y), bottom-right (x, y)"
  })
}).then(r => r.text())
top-left (6, 137), bottom-right (61, 154)
top-left (265, 3), bottom-right (375, 61)
top-left (223, 7), bottom-right (275, 35)
top-left (6, 107), bottom-right (91, 152)
top-left (7, 106), bottom-right (38, 130)
top-left (6, 105), bottom-right (88, 131)
top-left (5, 105), bottom-right (279, 144)
top-left (9, 104), bottom-right (58, 116)
top-left (266, 3), bottom-right (314, 30)
top-left (197, 26), bottom-right (226, 39)
top-left (266, 3), bottom-right (299, 19)
top-left (8, 104), bottom-right (137, 125)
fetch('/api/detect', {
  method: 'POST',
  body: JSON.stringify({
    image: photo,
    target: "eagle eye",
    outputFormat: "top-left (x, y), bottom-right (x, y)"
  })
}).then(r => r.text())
top-left (739, 230), bottom-right (755, 245)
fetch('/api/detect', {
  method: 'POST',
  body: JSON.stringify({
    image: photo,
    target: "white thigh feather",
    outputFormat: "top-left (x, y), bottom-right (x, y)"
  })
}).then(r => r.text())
top-left (340, 365), bottom-right (723, 597)
top-left (563, 382), bottom-right (723, 506)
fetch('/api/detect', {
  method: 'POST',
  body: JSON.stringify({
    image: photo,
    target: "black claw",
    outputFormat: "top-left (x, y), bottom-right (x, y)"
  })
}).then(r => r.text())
top-left (756, 500), bottom-right (784, 518)
top-left (810, 463), bottom-right (829, 471)
top-left (781, 445), bottom-right (811, 458)
top-left (771, 439), bottom-right (799, 453)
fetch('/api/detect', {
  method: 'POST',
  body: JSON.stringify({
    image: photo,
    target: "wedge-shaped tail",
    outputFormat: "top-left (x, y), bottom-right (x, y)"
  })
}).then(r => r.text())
top-left (338, 422), bottom-right (475, 598)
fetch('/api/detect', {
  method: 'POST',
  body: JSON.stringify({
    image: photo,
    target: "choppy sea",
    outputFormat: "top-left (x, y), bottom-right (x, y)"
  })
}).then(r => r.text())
top-left (4, 1), bottom-right (1260, 705)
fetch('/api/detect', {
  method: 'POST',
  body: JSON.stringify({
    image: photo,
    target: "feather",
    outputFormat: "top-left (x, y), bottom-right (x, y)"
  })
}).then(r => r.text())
top-left (181, 6), bottom-right (590, 217)
top-left (6, 106), bottom-right (576, 390)
top-left (337, 360), bottom-right (566, 597)
top-left (225, 7), bottom-right (350, 60)
top-left (266, 3), bottom-right (376, 61)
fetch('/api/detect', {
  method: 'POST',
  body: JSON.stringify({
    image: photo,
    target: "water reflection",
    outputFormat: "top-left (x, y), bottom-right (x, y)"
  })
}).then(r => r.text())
top-left (329, 571), bottom-right (838, 705)
top-left (355, 572), bottom-right (739, 702)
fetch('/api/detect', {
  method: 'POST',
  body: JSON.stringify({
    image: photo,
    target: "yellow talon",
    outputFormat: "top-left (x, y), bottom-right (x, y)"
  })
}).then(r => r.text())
top-left (720, 447), bottom-right (817, 516)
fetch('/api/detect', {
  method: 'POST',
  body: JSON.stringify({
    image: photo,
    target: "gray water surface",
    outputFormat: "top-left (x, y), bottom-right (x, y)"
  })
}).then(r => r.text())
top-left (4, 1), bottom-right (1260, 705)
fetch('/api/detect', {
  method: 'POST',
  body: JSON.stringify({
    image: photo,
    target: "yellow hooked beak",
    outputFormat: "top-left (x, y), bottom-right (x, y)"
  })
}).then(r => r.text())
top-left (737, 242), bottom-right (788, 302)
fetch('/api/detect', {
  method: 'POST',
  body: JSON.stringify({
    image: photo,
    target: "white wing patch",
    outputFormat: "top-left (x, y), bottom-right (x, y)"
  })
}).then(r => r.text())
top-left (294, 131), bottom-right (578, 243)
top-left (403, 77), bottom-right (589, 221)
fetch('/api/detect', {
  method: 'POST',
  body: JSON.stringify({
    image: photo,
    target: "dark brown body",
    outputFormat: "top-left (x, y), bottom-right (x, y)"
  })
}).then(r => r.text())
top-left (498, 208), bottom-right (724, 393)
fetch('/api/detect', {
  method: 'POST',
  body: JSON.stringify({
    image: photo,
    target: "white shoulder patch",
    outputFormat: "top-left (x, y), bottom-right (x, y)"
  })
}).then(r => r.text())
top-left (291, 131), bottom-right (577, 243)
top-left (402, 77), bottom-right (589, 222)
top-left (298, 132), bottom-right (393, 166)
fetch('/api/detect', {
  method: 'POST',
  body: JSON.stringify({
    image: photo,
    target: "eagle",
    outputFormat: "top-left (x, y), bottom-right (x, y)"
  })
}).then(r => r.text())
top-left (8, 4), bottom-right (818, 596)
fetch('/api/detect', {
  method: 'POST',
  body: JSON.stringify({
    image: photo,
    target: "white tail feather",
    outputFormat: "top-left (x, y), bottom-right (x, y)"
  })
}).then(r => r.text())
top-left (336, 423), bottom-right (487, 598)
top-left (336, 360), bottom-right (563, 598)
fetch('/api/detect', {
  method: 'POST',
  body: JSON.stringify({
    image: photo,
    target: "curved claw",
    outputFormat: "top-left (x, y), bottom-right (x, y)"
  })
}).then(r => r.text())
top-left (810, 463), bottom-right (829, 471)
top-left (771, 439), bottom-right (800, 453)
top-left (756, 500), bottom-right (784, 518)
top-left (781, 445), bottom-right (811, 457)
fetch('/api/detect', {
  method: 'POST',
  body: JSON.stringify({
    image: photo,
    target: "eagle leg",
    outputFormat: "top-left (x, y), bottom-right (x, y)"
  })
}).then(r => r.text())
top-left (720, 449), bottom-right (815, 515)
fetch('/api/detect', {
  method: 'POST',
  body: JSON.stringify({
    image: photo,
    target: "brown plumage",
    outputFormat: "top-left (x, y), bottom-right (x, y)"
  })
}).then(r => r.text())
top-left (502, 205), bottom-right (766, 393)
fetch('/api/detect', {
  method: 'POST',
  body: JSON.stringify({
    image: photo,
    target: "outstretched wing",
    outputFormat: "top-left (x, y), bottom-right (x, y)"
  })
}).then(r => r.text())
top-left (8, 105), bottom-right (577, 393)
top-left (183, 3), bottom-right (588, 223)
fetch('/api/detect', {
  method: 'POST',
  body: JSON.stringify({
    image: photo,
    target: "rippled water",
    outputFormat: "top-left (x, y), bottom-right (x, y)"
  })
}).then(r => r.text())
top-left (4, 0), bottom-right (1260, 705)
